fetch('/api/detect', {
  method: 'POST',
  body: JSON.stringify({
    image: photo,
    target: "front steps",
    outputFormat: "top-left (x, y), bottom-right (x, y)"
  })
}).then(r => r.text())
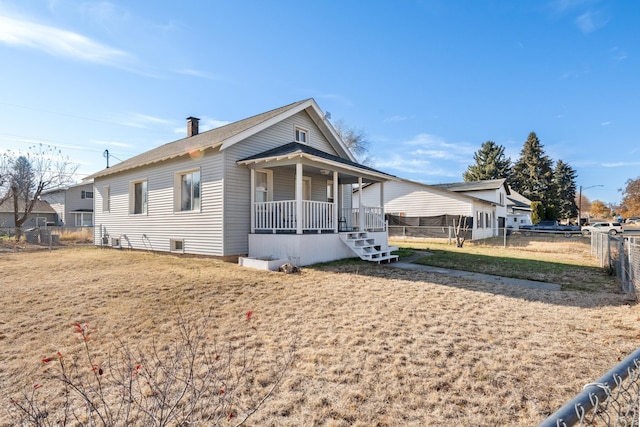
top-left (340, 231), bottom-right (399, 264)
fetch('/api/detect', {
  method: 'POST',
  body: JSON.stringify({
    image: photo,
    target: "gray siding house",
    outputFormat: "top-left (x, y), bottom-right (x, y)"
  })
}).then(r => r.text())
top-left (0, 199), bottom-right (57, 229)
top-left (40, 181), bottom-right (94, 227)
top-left (85, 99), bottom-right (396, 266)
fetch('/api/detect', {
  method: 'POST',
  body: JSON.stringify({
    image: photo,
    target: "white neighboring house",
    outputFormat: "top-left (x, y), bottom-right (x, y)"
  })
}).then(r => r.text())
top-left (432, 179), bottom-right (510, 231)
top-left (353, 178), bottom-right (498, 240)
top-left (505, 189), bottom-right (532, 230)
top-left (40, 181), bottom-right (95, 227)
top-left (84, 99), bottom-right (397, 266)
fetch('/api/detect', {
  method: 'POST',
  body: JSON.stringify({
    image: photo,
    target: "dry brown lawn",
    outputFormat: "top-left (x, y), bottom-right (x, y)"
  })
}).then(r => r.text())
top-left (0, 244), bottom-right (639, 426)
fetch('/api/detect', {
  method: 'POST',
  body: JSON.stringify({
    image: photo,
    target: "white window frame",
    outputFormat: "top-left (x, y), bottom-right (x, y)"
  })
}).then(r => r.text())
top-left (129, 179), bottom-right (148, 215)
top-left (303, 176), bottom-right (311, 200)
top-left (103, 186), bottom-right (110, 212)
top-left (255, 169), bottom-right (273, 202)
top-left (327, 180), bottom-right (334, 203)
top-left (75, 212), bottom-right (93, 227)
top-left (174, 168), bottom-right (201, 212)
top-left (476, 211), bottom-right (483, 229)
top-left (294, 126), bottom-right (308, 143)
top-left (170, 239), bottom-right (185, 253)
top-left (81, 190), bottom-right (94, 199)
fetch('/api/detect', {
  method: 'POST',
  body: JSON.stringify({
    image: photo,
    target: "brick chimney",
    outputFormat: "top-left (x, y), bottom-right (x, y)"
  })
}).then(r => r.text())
top-left (186, 117), bottom-right (200, 137)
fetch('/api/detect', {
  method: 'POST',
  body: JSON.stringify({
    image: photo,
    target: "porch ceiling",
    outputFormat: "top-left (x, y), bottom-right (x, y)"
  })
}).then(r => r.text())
top-left (237, 141), bottom-right (395, 183)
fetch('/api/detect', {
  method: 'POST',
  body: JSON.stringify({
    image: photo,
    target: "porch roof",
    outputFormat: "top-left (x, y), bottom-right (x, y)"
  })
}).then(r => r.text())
top-left (237, 142), bottom-right (395, 182)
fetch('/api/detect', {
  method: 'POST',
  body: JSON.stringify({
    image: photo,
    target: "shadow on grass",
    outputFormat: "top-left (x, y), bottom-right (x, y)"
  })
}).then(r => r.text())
top-left (308, 253), bottom-right (631, 309)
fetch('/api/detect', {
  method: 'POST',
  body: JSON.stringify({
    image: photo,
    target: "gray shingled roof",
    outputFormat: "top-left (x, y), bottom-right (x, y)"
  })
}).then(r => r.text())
top-left (238, 142), bottom-right (393, 177)
top-left (0, 199), bottom-right (56, 214)
top-left (84, 99), bottom-right (311, 180)
top-left (433, 178), bottom-right (510, 194)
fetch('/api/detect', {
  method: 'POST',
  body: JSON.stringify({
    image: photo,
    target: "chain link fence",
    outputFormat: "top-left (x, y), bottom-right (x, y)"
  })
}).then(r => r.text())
top-left (388, 225), bottom-right (585, 247)
top-left (539, 233), bottom-right (639, 426)
top-left (0, 226), bottom-right (93, 253)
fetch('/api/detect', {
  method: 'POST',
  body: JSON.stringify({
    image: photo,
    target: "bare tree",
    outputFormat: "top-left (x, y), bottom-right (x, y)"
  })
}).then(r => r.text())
top-left (5, 144), bottom-right (77, 238)
top-left (0, 152), bottom-right (11, 207)
top-left (332, 119), bottom-right (373, 165)
top-left (453, 215), bottom-right (470, 248)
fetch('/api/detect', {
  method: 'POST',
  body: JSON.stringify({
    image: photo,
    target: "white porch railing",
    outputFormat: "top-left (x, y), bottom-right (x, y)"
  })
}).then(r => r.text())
top-left (340, 206), bottom-right (386, 231)
top-left (254, 201), bottom-right (296, 232)
top-left (255, 201), bottom-right (385, 233)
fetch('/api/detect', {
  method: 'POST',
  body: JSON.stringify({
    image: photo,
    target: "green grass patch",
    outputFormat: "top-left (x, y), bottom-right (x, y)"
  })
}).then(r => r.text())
top-left (404, 245), bottom-right (618, 292)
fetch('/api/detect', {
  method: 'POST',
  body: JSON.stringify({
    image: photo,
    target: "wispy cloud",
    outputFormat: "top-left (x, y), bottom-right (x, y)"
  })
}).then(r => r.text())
top-left (383, 115), bottom-right (410, 123)
top-left (575, 9), bottom-right (609, 34)
top-left (602, 161), bottom-right (640, 168)
top-left (404, 133), bottom-right (476, 158)
top-left (112, 112), bottom-right (173, 129)
top-left (0, 14), bottom-right (136, 69)
top-left (373, 133), bottom-right (475, 179)
top-left (601, 121), bottom-right (611, 126)
top-left (175, 68), bottom-right (223, 80)
top-left (91, 139), bottom-right (133, 148)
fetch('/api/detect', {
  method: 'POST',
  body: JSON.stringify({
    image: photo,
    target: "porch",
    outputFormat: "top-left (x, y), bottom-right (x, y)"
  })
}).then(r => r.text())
top-left (253, 201), bottom-right (385, 234)
top-left (237, 141), bottom-right (395, 266)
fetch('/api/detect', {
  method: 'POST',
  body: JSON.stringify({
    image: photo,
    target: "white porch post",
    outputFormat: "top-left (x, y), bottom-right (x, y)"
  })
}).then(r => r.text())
top-left (379, 180), bottom-right (385, 229)
top-left (296, 163), bottom-right (303, 234)
top-left (358, 176), bottom-right (363, 232)
top-left (250, 168), bottom-right (255, 233)
top-left (333, 170), bottom-right (339, 233)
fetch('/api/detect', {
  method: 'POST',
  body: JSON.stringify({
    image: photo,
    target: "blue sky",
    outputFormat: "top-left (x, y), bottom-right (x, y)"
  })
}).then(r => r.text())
top-left (1, 0), bottom-right (638, 205)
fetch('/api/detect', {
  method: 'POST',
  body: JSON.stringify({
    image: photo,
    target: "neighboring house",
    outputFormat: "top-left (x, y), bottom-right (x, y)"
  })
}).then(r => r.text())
top-left (84, 99), bottom-right (396, 266)
top-left (40, 181), bottom-right (95, 227)
top-left (505, 189), bottom-right (532, 230)
top-left (0, 199), bottom-right (58, 228)
top-left (432, 179), bottom-right (510, 231)
top-left (353, 178), bottom-right (498, 240)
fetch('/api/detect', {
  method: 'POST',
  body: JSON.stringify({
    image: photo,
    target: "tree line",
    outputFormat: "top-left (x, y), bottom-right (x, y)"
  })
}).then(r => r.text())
top-left (463, 132), bottom-right (581, 222)
top-left (464, 132), bottom-right (640, 221)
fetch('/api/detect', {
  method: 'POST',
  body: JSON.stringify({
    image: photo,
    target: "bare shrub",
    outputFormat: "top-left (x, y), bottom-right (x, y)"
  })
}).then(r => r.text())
top-left (7, 311), bottom-right (296, 426)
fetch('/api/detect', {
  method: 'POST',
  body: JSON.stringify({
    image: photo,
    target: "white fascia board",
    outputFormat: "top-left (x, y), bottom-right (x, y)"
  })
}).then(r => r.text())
top-left (220, 99), bottom-right (316, 151)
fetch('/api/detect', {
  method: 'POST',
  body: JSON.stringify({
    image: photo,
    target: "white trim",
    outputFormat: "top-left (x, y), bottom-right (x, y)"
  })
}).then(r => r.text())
top-left (254, 169), bottom-right (273, 202)
top-left (102, 185), bottom-right (110, 212)
top-left (129, 178), bottom-right (148, 215)
top-left (173, 167), bottom-right (202, 213)
top-left (170, 238), bottom-right (185, 253)
top-left (295, 125), bottom-right (309, 143)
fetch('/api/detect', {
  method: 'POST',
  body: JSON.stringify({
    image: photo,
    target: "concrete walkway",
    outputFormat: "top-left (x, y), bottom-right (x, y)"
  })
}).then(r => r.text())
top-left (388, 253), bottom-right (562, 291)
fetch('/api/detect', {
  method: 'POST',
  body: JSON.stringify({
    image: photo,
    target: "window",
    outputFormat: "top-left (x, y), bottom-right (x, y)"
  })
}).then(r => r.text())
top-left (476, 211), bottom-right (483, 228)
top-left (499, 192), bottom-right (504, 205)
top-left (130, 180), bottom-right (148, 214)
top-left (75, 212), bottom-right (93, 226)
top-left (170, 239), bottom-right (185, 253)
top-left (103, 186), bottom-right (110, 212)
top-left (327, 180), bottom-right (334, 203)
top-left (486, 212), bottom-right (491, 228)
top-left (81, 190), bottom-right (94, 199)
top-left (177, 170), bottom-right (200, 211)
top-left (295, 126), bottom-right (308, 143)
top-left (303, 177), bottom-right (311, 200)
top-left (255, 169), bottom-right (272, 202)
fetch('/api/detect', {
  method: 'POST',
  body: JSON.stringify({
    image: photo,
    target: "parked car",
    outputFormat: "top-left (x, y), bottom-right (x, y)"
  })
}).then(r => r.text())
top-left (519, 220), bottom-right (580, 237)
top-left (626, 217), bottom-right (640, 224)
top-left (581, 222), bottom-right (624, 236)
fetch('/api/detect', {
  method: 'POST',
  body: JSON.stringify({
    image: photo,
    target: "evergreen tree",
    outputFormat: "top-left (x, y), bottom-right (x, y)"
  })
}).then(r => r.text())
top-left (510, 132), bottom-right (554, 204)
top-left (552, 160), bottom-right (578, 221)
top-left (463, 141), bottom-right (512, 182)
top-left (531, 201), bottom-right (544, 224)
